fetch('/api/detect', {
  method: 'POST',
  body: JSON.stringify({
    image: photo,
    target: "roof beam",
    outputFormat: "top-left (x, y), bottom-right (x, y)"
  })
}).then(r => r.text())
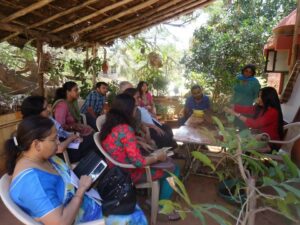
top-left (72, 0), bottom-right (160, 35)
top-left (50, 0), bottom-right (135, 34)
top-left (102, 0), bottom-right (211, 44)
top-left (85, 0), bottom-right (191, 41)
top-left (1, 0), bottom-right (99, 42)
top-left (0, 0), bottom-right (53, 23)
top-left (0, 22), bottom-right (62, 43)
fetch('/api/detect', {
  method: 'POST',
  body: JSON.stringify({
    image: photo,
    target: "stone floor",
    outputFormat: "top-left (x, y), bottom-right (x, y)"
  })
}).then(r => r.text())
top-left (0, 174), bottom-right (289, 225)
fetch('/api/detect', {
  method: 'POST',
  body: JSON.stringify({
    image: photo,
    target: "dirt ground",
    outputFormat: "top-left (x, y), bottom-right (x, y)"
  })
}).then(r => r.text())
top-left (0, 174), bottom-right (290, 225)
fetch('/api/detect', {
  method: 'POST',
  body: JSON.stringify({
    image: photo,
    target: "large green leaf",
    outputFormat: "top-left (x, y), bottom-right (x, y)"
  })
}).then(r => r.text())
top-left (282, 154), bottom-right (299, 178)
top-left (281, 183), bottom-right (300, 198)
top-left (192, 151), bottom-right (216, 171)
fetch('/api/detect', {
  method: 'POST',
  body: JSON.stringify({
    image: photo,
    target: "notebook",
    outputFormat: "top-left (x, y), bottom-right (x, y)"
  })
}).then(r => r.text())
top-left (73, 151), bottom-right (107, 182)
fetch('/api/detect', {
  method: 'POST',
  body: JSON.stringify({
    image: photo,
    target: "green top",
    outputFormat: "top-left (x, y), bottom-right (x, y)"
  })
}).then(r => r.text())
top-left (232, 76), bottom-right (261, 106)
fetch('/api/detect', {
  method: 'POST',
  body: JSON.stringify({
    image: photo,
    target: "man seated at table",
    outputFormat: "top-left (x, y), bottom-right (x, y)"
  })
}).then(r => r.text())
top-left (80, 81), bottom-right (108, 130)
top-left (179, 84), bottom-right (210, 125)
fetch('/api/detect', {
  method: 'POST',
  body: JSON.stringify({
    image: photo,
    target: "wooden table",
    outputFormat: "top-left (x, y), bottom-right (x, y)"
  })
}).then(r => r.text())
top-left (173, 115), bottom-right (223, 181)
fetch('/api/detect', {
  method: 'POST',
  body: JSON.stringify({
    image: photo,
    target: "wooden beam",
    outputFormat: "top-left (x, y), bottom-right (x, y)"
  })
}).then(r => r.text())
top-left (103, 0), bottom-right (211, 44)
top-left (66, 0), bottom-right (206, 48)
top-left (289, 1), bottom-right (300, 73)
top-left (86, 0), bottom-right (185, 41)
top-left (0, 0), bottom-right (54, 23)
top-left (1, 0), bottom-right (100, 42)
top-left (73, 0), bottom-right (160, 35)
top-left (36, 40), bottom-right (45, 96)
top-left (50, 0), bottom-right (135, 34)
top-left (0, 22), bottom-right (62, 43)
top-left (102, 0), bottom-right (208, 42)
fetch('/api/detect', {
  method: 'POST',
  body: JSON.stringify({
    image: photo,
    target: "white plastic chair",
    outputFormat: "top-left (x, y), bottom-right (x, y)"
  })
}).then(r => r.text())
top-left (93, 132), bottom-right (159, 225)
top-left (0, 174), bottom-right (105, 225)
top-left (80, 113), bottom-right (87, 125)
top-left (96, 115), bottom-right (106, 131)
top-left (260, 122), bottom-right (300, 160)
top-left (269, 122), bottom-right (300, 154)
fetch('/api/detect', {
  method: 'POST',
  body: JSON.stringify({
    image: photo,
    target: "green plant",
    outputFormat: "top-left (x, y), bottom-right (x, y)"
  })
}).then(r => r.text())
top-left (106, 80), bottom-right (119, 105)
top-left (161, 116), bottom-right (300, 224)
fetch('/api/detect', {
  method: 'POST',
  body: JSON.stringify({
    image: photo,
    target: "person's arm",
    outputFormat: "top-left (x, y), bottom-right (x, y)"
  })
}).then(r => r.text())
top-left (120, 125), bottom-right (166, 167)
top-left (184, 97), bottom-right (192, 118)
top-left (234, 104), bottom-right (256, 115)
top-left (38, 176), bottom-right (92, 225)
top-left (242, 108), bottom-right (278, 129)
top-left (86, 92), bottom-right (97, 118)
top-left (142, 122), bottom-right (165, 136)
top-left (56, 134), bottom-right (79, 153)
top-left (54, 102), bottom-right (68, 129)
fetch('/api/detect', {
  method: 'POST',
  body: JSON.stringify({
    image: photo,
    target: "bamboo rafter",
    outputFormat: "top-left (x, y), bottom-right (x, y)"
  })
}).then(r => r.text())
top-left (103, 0), bottom-right (211, 44)
top-left (50, 0), bottom-right (135, 34)
top-left (0, 0), bottom-right (54, 23)
top-left (72, 0), bottom-right (160, 35)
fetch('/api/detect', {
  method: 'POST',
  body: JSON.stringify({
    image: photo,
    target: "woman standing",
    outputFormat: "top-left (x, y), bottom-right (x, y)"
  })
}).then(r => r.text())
top-left (137, 81), bottom-right (156, 115)
top-left (231, 64), bottom-right (261, 128)
top-left (53, 81), bottom-right (93, 136)
top-left (5, 116), bottom-right (147, 225)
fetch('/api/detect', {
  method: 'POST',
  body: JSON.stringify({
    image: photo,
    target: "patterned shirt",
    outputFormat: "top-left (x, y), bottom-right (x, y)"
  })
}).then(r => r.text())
top-left (80, 90), bottom-right (106, 115)
top-left (101, 124), bottom-right (164, 183)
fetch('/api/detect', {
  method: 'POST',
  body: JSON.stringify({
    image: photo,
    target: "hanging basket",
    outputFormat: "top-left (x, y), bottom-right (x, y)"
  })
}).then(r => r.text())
top-left (102, 60), bottom-right (109, 74)
top-left (148, 52), bottom-right (162, 68)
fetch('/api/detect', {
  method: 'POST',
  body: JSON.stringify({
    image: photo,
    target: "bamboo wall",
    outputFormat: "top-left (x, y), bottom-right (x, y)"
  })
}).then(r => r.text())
top-left (0, 112), bottom-right (22, 175)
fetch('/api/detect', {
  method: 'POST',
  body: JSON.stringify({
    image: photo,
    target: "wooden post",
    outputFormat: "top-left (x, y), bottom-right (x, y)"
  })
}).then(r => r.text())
top-left (289, 0), bottom-right (300, 73)
top-left (92, 43), bottom-right (98, 86)
top-left (36, 40), bottom-right (45, 96)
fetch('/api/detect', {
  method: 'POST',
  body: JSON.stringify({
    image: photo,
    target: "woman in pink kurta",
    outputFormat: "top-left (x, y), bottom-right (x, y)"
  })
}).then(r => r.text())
top-left (137, 81), bottom-right (156, 115)
top-left (53, 81), bottom-right (93, 136)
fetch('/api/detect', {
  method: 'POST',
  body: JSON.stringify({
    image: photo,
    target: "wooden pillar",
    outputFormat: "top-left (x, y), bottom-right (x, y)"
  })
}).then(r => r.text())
top-left (92, 43), bottom-right (98, 86)
top-left (36, 40), bottom-right (45, 96)
top-left (289, 0), bottom-right (300, 73)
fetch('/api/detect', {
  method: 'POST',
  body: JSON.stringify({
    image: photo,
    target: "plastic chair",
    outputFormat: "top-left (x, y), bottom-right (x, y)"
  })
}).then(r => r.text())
top-left (269, 122), bottom-right (300, 154)
top-left (80, 113), bottom-right (87, 125)
top-left (260, 122), bottom-right (300, 160)
top-left (96, 115), bottom-right (106, 131)
top-left (0, 174), bottom-right (105, 225)
top-left (93, 132), bottom-right (159, 225)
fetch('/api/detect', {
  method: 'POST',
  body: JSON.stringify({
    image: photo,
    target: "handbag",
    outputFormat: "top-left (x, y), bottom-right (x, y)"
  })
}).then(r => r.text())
top-left (96, 166), bottom-right (136, 216)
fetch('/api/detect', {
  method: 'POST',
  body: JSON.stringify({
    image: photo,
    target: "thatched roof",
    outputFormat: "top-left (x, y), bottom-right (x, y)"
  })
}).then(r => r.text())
top-left (0, 0), bottom-right (214, 49)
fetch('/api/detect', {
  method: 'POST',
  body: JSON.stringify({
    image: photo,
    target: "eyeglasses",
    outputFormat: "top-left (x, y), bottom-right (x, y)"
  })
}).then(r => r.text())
top-left (39, 135), bottom-right (59, 143)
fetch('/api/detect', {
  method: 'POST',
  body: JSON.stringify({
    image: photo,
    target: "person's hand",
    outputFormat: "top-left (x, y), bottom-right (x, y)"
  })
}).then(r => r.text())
top-left (140, 141), bottom-right (155, 152)
top-left (224, 106), bottom-right (234, 114)
top-left (68, 134), bottom-right (78, 142)
top-left (78, 175), bottom-right (93, 193)
top-left (154, 126), bottom-right (165, 136)
top-left (156, 151), bottom-right (167, 161)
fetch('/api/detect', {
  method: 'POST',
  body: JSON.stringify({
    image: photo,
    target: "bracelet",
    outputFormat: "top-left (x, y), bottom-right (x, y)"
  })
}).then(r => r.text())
top-left (236, 113), bottom-right (241, 118)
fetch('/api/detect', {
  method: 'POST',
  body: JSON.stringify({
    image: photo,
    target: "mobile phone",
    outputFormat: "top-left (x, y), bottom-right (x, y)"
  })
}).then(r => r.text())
top-left (89, 160), bottom-right (107, 182)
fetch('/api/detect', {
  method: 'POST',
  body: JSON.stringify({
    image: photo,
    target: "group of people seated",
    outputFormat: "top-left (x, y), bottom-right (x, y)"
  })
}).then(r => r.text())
top-left (4, 80), bottom-right (180, 225)
top-left (4, 63), bottom-right (287, 224)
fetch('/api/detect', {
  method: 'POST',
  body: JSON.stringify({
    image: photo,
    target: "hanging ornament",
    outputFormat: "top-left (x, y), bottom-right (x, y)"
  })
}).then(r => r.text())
top-left (102, 48), bottom-right (109, 74)
top-left (148, 52), bottom-right (162, 68)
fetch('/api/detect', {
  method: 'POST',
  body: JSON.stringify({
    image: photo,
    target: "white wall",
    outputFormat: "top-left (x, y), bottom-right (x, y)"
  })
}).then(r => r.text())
top-left (281, 74), bottom-right (300, 122)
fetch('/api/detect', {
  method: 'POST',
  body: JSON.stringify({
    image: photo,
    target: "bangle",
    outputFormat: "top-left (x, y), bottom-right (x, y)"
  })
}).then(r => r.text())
top-left (236, 113), bottom-right (241, 118)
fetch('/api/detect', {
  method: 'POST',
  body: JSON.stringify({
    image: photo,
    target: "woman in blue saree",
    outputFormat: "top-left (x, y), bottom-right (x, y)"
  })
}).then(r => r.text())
top-left (5, 115), bottom-right (147, 225)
